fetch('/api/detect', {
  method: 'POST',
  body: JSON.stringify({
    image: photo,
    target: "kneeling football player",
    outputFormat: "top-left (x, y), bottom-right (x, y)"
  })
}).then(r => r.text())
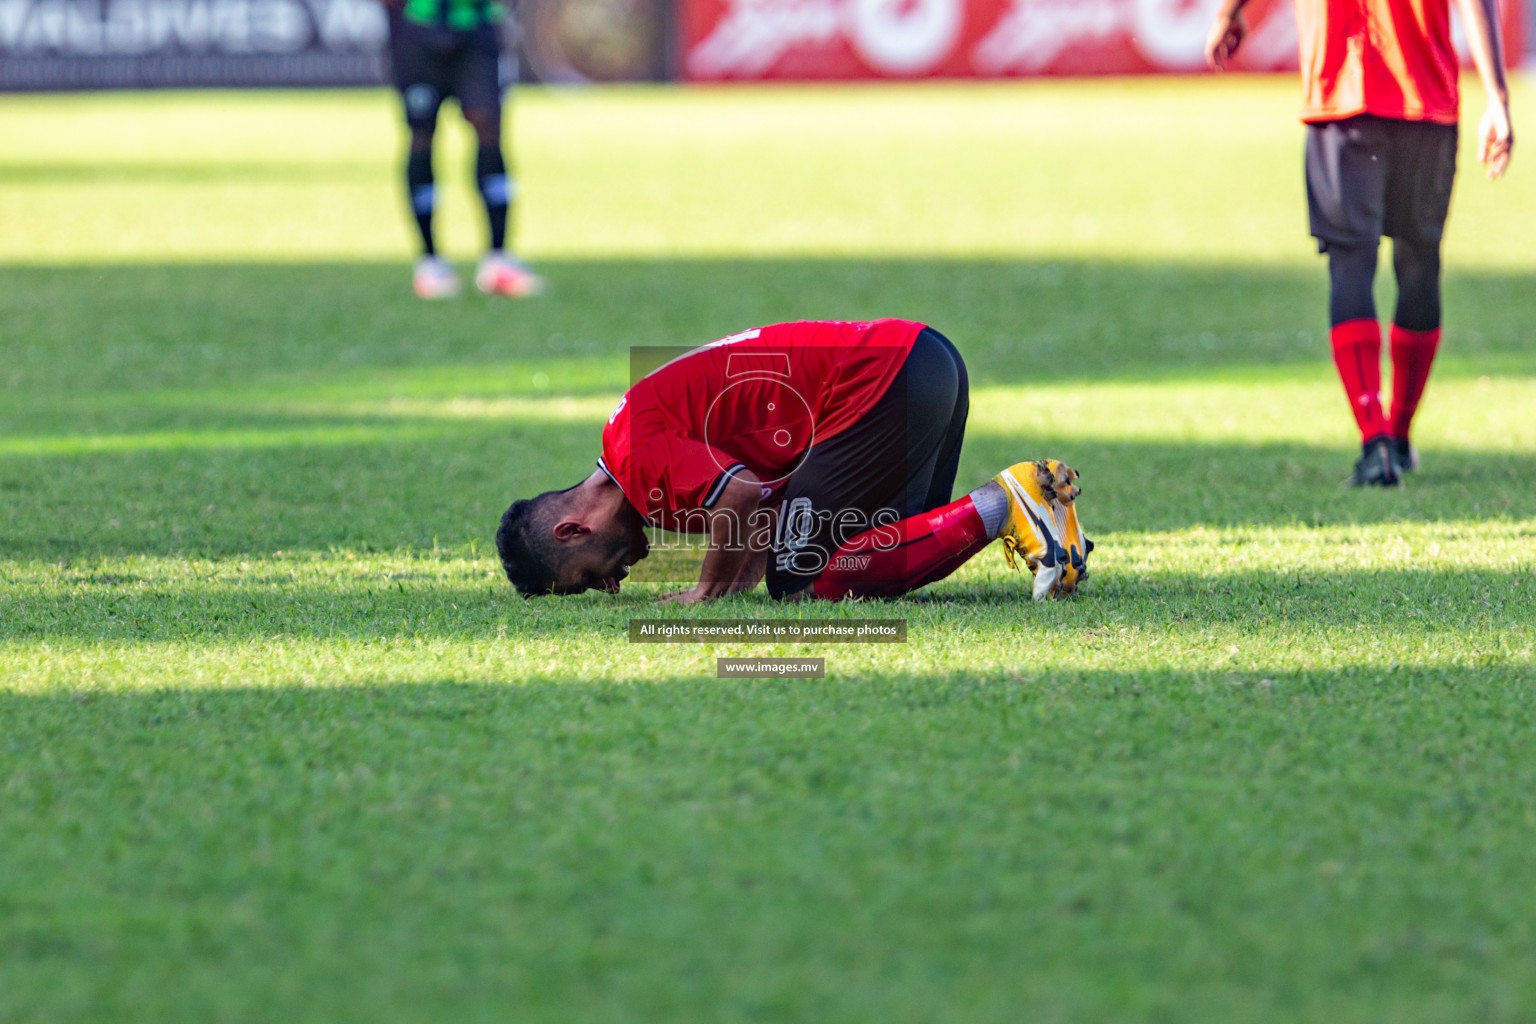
top-left (496, 319), bottom-right (1091, 603)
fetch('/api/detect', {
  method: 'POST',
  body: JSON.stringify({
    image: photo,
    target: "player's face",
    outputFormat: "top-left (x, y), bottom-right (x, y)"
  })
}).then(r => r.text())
top-left (549, 510), bottom-right (651, 596)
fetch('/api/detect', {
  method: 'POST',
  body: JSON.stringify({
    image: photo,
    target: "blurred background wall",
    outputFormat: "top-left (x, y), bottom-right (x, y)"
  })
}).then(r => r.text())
top-left (0, 0), bottom-right (1526, 90)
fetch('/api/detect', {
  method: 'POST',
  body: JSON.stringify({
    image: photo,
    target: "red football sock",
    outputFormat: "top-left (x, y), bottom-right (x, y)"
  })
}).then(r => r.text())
top-left (811, 495), bottom-right (991, 601)
top-left (1331, 319), bottom-right (1387, 442)
top-left (1389, 324), bottom-right (1441, 440)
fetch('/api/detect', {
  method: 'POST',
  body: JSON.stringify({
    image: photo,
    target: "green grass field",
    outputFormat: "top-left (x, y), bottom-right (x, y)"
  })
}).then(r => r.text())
top-left (3, 78), bottom-right (1535, 1022)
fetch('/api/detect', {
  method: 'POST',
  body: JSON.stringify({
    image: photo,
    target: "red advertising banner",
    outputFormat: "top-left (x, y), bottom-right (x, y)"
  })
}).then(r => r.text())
top-left (680, 0), bottom-right (1523, 80)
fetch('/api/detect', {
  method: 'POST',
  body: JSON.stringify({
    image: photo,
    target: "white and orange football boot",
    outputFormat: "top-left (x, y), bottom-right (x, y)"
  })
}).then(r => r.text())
top-left (475, 251), bottom-right (544, 298)
top-left (413, 255), bottom-right (461, 300)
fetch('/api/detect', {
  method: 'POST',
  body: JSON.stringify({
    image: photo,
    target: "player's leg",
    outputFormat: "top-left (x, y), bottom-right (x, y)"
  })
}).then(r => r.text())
top-left (766, 328), bottom-right (973, 601)
top-left (808, 459), bottom-right (1088, 603)
top-left (795, 328), bottom-right (993, 601)
top-left (389, 17), bottom-right (459, 297)
top-left (1328, 241), bottom-right (1394, 482)
top-left (1306, 116), bottom-right (1397, 485)
top-left (902, 333), bottom-right (1090, 596)
top-left (911, 328), bottom-right (970, 514)
top-left (407, 123), bottom-right (444, 255)
top-left (464, 108), bottom-right (509, 252)
top-left (805, 498), bottom-right (992, 601)
top-left (1383, 120), bottom-right (1458, 472)
top-left (767, 329), bottom-right (1087, 602)
top-left (1386, 236), bottom-right (1441, 471)
top-left (459, 27), bottom-right (542, 297)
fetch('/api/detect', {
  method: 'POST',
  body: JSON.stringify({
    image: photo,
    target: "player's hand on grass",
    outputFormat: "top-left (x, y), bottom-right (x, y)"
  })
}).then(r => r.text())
top-left (662, 474), bottom-right (763, 607)
top-left (1205, 7), bottom-right (1247, 70)
top-left (1478, 100), bottom-right (1514, 178)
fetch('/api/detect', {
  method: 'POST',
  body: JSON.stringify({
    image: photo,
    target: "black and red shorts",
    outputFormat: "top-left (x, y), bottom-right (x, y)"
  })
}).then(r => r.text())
top-left (766, 328), bottom-right (970, 600)
top-left (1305, 114), bottom-right (1458, 251)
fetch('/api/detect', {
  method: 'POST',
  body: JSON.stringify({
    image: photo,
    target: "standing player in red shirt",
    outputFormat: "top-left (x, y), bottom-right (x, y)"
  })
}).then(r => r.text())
top-left (1207, 0), bottom-right (1512, 485)
top-left (495, 319), bottom-right (1092, 603)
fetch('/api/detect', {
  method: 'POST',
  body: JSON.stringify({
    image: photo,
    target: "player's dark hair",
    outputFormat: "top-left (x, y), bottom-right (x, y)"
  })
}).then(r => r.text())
top-left (495, 489), bottom-right (571, 598)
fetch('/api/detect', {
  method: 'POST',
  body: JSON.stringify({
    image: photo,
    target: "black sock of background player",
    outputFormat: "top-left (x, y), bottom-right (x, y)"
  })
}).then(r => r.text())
top-left (407, 150), bottom-right (436, 257)
top-left (476, 146), bottom-right (510, 252)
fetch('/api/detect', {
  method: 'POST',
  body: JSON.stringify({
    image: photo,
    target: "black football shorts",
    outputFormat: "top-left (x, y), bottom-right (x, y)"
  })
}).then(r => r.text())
top-left (766, 327), bottom-right (970, 600)
top-left (389, 16), bottom-right (505, 128)
top-left (1305, 113), bottom-right (1458, 251)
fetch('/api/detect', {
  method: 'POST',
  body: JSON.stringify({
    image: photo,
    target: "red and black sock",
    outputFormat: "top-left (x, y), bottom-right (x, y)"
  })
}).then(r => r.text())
top-left (1388, 324), bottom-right (1441, 442)
top-left (811, 495), bottom-right (990, 601)
top-left (1330, 318), bottom-right (1387, 443)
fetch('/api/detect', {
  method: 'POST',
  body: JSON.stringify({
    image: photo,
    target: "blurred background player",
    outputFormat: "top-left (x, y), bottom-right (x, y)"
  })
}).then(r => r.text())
top-left (383, 0), bottom-right (543, 299)
top-left (1207, 0), bottom-right (1512, 486)
top-left (495, 319), bottom-right (1091, 603)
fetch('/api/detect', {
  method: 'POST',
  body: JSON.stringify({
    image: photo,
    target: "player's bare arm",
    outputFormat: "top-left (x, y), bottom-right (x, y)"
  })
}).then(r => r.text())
top-left (729, 546), bottom-right (770, 595)
top-left (1453, 0), bottom-right (1514, 177)
top-left (668, 470), bottom-right (764, 605)
top-left (660, 470), bottom-right (764, 606)
top-left (727, 492), bottom-right (785, 595)
top-left (726, 515), bottom-right (775, 595)
top-left (1205, 0), bottom-right (1252, 69)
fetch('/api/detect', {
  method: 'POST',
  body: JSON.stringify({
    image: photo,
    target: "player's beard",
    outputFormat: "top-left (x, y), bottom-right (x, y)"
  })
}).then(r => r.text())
top-left (595, 517), bottom-right (643, 591)
top-left (626, 512), bottom-right (651, 566)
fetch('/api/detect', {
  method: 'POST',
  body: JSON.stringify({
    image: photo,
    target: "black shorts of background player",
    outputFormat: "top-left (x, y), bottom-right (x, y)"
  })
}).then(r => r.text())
top-left (1306, 115), bottom-right (1458, 483)
top-left (384, 0), bottom-right (542, 299)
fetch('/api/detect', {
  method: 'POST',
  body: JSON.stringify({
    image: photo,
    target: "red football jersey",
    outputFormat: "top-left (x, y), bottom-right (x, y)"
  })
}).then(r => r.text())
top-left (1296, 0), bottom-right (1460, 124)
top-left (600, 319), bottom-right (923, 530)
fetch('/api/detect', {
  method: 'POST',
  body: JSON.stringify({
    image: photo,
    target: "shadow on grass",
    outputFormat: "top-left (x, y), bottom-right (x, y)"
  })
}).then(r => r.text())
top-left (2, 420), bottom-right (1533, 561)
top-left (4, 258), bottom-right (1533, 564)
top-left (2, 258), bottom-right (1533, 402)
top-left (5, 560), bottom-right (1532, 645)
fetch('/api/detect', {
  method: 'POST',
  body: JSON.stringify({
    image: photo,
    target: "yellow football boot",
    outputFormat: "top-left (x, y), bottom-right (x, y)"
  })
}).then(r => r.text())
top-left (993, 459), bottom-right (1071, 601)
top-left (993, 459), bottom-right (1092, 600)
top-left (1054, 479), bottom-right (1093, 596)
